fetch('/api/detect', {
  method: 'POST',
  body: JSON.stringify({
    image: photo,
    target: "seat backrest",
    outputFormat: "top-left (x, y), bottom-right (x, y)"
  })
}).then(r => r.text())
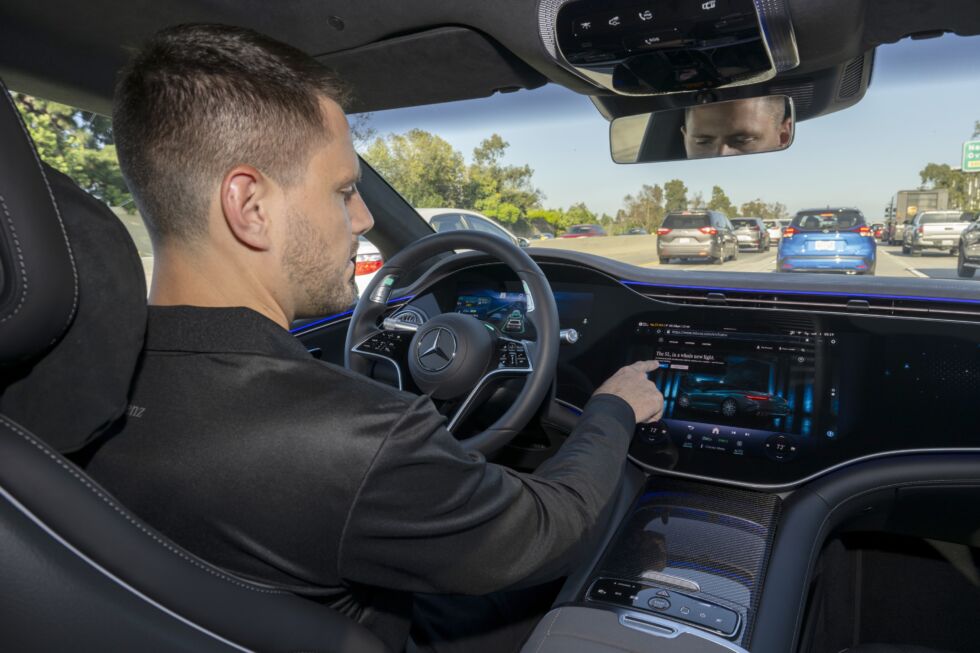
top-left (0, 81), bottom-right (387, 652)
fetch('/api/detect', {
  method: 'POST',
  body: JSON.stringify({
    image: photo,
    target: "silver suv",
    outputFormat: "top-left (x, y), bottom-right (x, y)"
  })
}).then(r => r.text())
top-left (657, 211), bottom-right (739, 265)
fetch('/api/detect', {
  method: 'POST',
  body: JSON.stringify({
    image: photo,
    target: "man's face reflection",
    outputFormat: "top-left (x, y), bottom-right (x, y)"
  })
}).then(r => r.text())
top-left (682, 97), bottom-right (792, 159)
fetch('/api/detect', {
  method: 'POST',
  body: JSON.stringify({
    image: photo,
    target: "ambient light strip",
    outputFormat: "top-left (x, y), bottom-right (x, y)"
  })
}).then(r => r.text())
top-left (620, 280), bottom-right (980, 306)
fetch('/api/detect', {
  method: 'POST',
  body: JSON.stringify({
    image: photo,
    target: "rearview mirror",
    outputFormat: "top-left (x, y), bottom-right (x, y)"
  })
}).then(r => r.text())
top-left (610, 96), bottom-right (795, 164)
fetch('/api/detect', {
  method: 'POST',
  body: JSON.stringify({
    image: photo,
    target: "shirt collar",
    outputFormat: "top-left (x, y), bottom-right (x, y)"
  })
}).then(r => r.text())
top-left (144, 305), bottom-right (313, 360)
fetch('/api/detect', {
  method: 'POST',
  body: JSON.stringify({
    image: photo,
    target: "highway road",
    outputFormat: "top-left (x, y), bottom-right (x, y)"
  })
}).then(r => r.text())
top-left (533, 236), bottom-right (967, 280)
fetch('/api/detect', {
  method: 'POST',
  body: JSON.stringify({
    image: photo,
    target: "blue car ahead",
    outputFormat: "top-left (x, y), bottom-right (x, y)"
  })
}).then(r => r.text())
top-left (777, 208), bottom-right (877, 275)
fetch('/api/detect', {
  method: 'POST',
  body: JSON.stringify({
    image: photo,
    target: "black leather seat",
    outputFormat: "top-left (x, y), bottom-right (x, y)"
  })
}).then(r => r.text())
top-left (0, 80), bottom-right (386, 652)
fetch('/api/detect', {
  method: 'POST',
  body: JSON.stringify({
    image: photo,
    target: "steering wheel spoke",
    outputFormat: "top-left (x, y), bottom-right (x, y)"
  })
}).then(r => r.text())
top-left (447, 338), bottom-right (533, 432)
top-left (350, 328), bottom-right (412, 390)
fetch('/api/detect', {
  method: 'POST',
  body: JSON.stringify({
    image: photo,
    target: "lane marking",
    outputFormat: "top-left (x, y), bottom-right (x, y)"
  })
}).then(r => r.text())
top-left (904, 266), bottom-right (929, 278)
top-left (877, 246), bottom-right (928, 278)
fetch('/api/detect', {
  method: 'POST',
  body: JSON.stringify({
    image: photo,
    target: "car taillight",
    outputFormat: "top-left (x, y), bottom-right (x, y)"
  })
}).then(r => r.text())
top-left (917, 226), bottom-right (924, 235)
top-left (657, 228), bottom-right (671, 236)
top-left (355, 253), bottom-right (384, 276)
top-left (856, 226), bottom-right (872, 237)
top-left (699, 226), bottom-right (718, 235)
top-left (744, 394), bottom-right (770, 401)
top-left (783, 227), bottom-right (797, 238)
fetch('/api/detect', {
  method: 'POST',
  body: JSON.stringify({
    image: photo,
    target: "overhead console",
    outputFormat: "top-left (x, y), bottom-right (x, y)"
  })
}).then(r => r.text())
top-left (549, 0), bottom-right (799, 95)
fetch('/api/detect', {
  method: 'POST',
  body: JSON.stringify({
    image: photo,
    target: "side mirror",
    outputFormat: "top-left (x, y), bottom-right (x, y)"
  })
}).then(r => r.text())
top-left (518, 237), bottom-right (530, 248)
top-left (610, 96), bottom-right (795, 164)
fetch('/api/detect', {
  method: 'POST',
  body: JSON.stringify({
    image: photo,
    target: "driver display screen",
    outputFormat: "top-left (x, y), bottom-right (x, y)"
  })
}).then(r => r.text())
top-left (632, 321), bottom-right (841, 446)
top-left (455, 289), bottom-right (593, 336)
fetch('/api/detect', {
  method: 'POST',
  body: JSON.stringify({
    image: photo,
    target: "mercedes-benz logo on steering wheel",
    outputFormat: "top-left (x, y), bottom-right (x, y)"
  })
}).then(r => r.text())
top-left (416, 327), bottom-right (457, 372)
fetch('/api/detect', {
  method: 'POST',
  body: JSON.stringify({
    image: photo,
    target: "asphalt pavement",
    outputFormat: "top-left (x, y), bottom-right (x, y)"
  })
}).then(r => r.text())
top-left (533, 237), bottom-right (964, 279)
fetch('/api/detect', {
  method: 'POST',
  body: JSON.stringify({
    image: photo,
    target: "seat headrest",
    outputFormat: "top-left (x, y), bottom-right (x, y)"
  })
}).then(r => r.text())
top-left (0, 81), bottom-right (78, 362)
top-left (0, 80), bottom-right (148, 452)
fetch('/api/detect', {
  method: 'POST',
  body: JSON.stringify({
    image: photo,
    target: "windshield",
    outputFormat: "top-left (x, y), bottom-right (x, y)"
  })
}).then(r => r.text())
top-left (662, 213), bottom-right (710, 229)
top-left (359, 34), bottom-right (980, 285)
top-left (791, 210), bottom-right (865, 232)
top-left (918, 211), bottom-right (972, 224)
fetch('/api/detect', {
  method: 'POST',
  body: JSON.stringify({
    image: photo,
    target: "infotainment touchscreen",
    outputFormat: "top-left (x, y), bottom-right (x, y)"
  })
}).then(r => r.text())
top-left (630, 320), bottom-right (841, 462)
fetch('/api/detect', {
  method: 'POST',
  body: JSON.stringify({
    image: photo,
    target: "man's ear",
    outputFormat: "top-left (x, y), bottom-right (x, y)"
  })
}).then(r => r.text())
top-left (220, 165), bottom-right (274, 251)
top-left (779, 118), bottom-right (793, 147)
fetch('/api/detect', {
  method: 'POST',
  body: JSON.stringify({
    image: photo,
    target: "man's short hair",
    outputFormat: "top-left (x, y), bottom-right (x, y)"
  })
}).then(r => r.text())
top-left (113, 24), bottom-right (347, 243)
top-left (685, 95), bottom-right (788, 127)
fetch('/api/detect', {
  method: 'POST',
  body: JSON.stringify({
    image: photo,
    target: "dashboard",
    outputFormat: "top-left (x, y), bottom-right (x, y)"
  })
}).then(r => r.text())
top-left (383, 259), bottom-right (980, 489)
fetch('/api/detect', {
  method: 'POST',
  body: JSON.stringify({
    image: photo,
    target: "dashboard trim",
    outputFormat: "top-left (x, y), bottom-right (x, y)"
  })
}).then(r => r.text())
top-left (627, 447), bottom-right (980, 491)
top-left (620, 279), bottom-right (980, 305)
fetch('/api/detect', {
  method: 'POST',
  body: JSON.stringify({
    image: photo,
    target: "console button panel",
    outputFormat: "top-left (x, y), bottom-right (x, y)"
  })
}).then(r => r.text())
top-left (588, 577), bottom-right (741, 637)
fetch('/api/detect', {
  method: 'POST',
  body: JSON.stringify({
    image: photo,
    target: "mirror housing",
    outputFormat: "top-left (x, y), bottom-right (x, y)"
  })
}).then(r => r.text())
top-left (610, 96), bottom-right (795, 164)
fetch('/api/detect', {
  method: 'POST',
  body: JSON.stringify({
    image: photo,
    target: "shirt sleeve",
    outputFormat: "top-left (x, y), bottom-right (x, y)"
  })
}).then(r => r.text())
top-left (336, 393), bottom-right (636, 595)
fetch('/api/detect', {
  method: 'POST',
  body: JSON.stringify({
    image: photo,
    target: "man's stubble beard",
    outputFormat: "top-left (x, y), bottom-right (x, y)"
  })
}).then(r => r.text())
top-left (284, 209), bottom-right (357, 319)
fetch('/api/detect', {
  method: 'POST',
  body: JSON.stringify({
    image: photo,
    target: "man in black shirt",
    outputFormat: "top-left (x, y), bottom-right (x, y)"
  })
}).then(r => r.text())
top-left (86, 24), bottom-right (664, 652)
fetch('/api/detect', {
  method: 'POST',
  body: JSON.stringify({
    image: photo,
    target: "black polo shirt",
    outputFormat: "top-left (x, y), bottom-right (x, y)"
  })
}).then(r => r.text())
top-left (85, 305), bottom-right (635, 650)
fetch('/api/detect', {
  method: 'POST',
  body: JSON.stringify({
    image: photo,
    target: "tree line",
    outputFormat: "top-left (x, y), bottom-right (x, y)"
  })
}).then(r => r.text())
top-left (10, 94), bottom-right (805, 236)
top-left (918, 121), bottom-right (980, 211)
top-left (363, 128), bottom-right (790, 236)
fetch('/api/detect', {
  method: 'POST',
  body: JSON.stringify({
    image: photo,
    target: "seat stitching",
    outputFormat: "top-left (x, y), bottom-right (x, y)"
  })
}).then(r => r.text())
top-left (0, 195), bottom-right (27, 323)
top-left (0, 416), bottom-right (288, 595)
top-left (1, 86), bottom-right (80, 339)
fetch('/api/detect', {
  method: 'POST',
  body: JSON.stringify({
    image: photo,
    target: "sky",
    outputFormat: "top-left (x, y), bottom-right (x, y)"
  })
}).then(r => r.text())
top-left (359, 34), bottom-right (980, 220)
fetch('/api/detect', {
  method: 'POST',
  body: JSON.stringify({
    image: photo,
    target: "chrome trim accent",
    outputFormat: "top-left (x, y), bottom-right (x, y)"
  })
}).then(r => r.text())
top-left (382, 317), bottom-right (419, 332)
top-left (350, 331), bottom-right (405, 391)
top-left (638, 571), bottom-right (701, 593)
top-left (560, 328), bottom-right (580, 344)
top-left (753, 0), bottom-right (799, 72)
top-left (447, 339), bottom-right (533, 432)
top-left (615, 609), bottom-right (749, 652)
top-left (416, 327), bottom-right (457, 372)
top-left (628, 448), bottom-right (980, 492)
top-left (0, 484), bottom-right (253, 653)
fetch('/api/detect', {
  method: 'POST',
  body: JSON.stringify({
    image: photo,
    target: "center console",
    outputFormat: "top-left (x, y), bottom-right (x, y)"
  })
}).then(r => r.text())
top-left (523, 477), bottom-right (778, 652)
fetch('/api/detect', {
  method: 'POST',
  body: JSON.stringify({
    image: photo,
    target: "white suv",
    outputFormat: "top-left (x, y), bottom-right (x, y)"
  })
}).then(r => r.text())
top-left (355, 209), bottom-right (528, 293)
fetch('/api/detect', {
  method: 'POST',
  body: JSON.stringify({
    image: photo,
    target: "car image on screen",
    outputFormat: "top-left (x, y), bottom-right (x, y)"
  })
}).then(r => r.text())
top-left (676, 375), bottom-right (791, 419)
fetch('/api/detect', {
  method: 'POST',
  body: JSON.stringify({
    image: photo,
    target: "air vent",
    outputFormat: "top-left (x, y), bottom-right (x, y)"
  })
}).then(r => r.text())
top-left (771, 83), bottom-right (814, 118)
top-left (624, 282), bottom-right (980, 323)
top-left (838, 56), bottom-right (864, 99)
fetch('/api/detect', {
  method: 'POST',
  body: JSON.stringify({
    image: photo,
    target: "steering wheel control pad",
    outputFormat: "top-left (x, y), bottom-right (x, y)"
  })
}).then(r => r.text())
top-left (408, 313), bottom-right (494, 400)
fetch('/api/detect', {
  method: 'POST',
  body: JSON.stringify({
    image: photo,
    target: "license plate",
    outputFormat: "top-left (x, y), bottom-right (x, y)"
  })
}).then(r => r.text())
top-left (737, 236), bottom-right (751, 241)
top-left (814, 240), bottom-right (836, 251)
top-left (677, 238), bottom-right (691, 244)
top-left (942, 240), bottom-right (953, 246)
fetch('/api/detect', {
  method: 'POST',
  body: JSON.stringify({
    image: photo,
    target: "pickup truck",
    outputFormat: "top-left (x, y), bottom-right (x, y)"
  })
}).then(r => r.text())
top-left (902, 210), bottom-right (975, 255)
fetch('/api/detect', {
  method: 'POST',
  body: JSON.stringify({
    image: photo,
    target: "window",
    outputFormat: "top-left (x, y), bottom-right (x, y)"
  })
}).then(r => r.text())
top-left (11, 91), bottom-right (153, 288)
top-left (429, 213), bottom-right (466, 232)
top-left (465, 215), bottom-right (514, 242)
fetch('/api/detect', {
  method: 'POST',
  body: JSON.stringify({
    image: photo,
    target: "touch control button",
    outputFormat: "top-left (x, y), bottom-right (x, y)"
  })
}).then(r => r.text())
top-left (648, 597), bottom-right (671, 610)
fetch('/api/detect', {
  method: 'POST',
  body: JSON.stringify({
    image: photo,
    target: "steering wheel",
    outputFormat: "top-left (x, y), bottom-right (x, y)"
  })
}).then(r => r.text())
top-left (344, 231), bottom-right (559, 454)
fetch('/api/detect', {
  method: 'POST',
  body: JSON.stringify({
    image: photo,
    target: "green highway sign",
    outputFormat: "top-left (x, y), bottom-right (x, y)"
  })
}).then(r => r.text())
top-left (964, 140), bottom-right (980, 173)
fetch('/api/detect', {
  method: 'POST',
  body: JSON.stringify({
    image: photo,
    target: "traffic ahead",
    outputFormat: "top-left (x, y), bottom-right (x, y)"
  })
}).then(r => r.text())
top-left (533, 234), bottom-right (962, 279)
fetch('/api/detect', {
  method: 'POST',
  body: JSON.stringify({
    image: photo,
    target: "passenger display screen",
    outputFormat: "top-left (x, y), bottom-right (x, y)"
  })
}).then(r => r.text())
top-left (630, 320), bottom-right (841, 462)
